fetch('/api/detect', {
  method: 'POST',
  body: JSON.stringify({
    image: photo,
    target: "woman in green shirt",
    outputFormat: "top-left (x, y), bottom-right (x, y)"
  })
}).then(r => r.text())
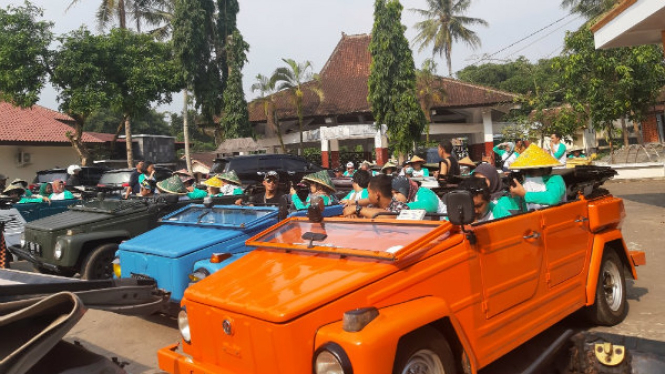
top-left (290, 171), bottom-right (336, 210)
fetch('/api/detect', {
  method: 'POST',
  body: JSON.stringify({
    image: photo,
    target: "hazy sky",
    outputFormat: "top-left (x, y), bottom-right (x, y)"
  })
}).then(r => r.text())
top-left (4, 0), bottom-right (586, 113)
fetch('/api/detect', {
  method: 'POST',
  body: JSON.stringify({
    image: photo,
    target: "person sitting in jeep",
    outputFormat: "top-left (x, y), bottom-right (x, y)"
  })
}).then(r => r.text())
top-left (202, 176), bottom-right (223, 196)
top-left (138, 178), bottom-right (157, 197)
top-left (290, 171), bottom-right (335, 209)
top-left (49, 180), bottom-right (75, 201)
top-left (509, 144), bottom-right (566, 212)
top-left (217, 171), bottom-right (244, 195)
top-left (236, 171), bottom-right (284, 206)
top-left (458, 178), bottom-right (512, 223)
top-left (343, 174), bottom-right (408, 218)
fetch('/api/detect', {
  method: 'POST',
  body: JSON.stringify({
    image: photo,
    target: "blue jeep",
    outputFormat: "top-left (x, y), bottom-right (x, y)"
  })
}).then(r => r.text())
top-left (114, 203), bottom-right (344, 306)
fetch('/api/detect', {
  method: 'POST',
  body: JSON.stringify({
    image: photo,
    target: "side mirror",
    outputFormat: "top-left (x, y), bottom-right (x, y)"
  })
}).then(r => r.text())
top-left (444, 191), bottom-right (475, 226)
top-left (203, 196), bottom-right (213, 209)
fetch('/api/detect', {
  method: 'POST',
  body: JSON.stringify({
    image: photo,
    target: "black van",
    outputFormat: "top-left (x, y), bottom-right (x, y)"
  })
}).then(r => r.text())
top-left (211, 154), bottom-right (323, 186)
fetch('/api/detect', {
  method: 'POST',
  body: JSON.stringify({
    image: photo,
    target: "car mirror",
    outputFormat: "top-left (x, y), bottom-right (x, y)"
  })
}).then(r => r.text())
top-left (302, 231), bottom-right (327, 248)
top-left (444, 191), bottom-right (475, 226)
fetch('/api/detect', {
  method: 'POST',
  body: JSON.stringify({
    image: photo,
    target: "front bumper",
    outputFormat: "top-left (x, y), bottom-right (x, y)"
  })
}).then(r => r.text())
top-left (159, 343), bottom-right (241, 374)
top-left (8, 244), bottom-right (60, 272)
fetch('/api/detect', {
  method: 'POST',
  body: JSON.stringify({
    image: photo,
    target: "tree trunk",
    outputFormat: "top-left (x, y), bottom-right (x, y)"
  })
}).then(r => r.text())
top-left (268, 104), bottom-right (286, 153)
top-left (420, 100), bottom-right (431, 144)
top-left (633, 120), bottom-right (644, 145)
top-left (445, 47), bottom-right (453, 77)
top-left (118, 0), bottom-right (127, 29)
top-left (621, 117), bottom-right (629, 148)
top-left (183, 89), bottom-right (193, 173)
top-left (297, 101), bottom-right (304, 156)
top-left (110, 120), bottom-right (125, 159)
top-left (124, 115), bottom-right (133, 168)
top-left (608, 124), bottom-right (615, 164)
top-left (66, 121), bottom-right (92, 166)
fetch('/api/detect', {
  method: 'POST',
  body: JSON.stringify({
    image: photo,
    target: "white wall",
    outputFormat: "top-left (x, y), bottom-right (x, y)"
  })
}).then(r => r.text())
top-left (0, 144), bottom-right (81, 181)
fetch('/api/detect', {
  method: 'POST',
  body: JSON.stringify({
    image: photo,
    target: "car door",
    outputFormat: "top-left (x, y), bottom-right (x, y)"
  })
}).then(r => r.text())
top-left (541, 200), bottom-right (592, 287)
top-left (471, 211), bottom-right (544, 319)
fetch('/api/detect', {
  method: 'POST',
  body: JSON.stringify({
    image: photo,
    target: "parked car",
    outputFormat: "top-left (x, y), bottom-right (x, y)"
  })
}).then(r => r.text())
top-left (95, 167), bottom-right (172, 195)
top-left (10, 194), bottom-right (244, 279)
top-left (211, 154), bottom-right (323, 187)
top-left (158, 177), bottom-right (645, 374)
top-left (114, 203), bottom-right (344, 307)
top-left (30, 166), bottom-right (108, 193)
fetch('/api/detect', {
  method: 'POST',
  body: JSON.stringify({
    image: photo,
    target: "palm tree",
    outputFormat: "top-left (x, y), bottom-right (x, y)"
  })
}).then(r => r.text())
top-left (411, 0), bottom-right (488, 77)
top-left (415, 59), bottom-right (447, 144)
top-left (273, 58), bottom-right (323, 155)
top-left (561, 0), bottom-right (617, 19)
top-left (251, 74), bottom-right (286, 153)
top-left (67, 0), bottom-right (129, 30)
top-left (67, 0), bottom-right (174, 36)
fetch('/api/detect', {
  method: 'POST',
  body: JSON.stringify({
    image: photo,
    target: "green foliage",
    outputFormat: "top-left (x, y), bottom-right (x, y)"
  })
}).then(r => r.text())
top-left (0, 3), bottom-right (53, 107)
top-left (220, 30), bottom-right (251, 140)
top-left (368, 0), bottom-right (426, 156)
top-left (561, 0), bottom-right (618, 19)
top-left (415, 58), bottom-right (446, 142)
top-left (173, 0), bottom-right (241, 125)
top-left (556, 27), bottom-right (665, 142)
top-left (411, 0), bottom-right (488, 76)
top-left (169, 111), bottom-right (216, 153)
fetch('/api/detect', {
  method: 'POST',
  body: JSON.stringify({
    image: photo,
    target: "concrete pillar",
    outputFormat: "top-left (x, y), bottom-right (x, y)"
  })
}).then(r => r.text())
top-left (321, 136), bottom-right (330, 169)
top-left (482, 110), bottom-right (494, 158)
top-left (330, 139), bottom-right (340, 169)
top-left (468, 133), bottom-right (486, 161)
top-left (582, 119), bottom-right (597, 154)
top-left (374, 124), bottom-right (389, 165)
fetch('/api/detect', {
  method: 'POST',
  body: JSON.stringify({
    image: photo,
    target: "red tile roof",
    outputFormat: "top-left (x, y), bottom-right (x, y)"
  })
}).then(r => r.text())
top-left (0, 102), bottom-right (106, 143)
top-left (249, 33), bottom-right (517, 122)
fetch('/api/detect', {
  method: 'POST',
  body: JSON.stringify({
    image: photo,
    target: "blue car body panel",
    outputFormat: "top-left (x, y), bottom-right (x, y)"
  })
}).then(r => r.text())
top-left (117, 205), bottom-right (279, 303)
top-left (14, 200), bottom-right (75, 222)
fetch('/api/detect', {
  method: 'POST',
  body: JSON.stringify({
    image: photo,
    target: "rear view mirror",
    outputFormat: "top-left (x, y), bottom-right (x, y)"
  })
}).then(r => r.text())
top-left (444, 191), bottom-right (475, 226)
top-left (203, 196), bottom-right (213, 209)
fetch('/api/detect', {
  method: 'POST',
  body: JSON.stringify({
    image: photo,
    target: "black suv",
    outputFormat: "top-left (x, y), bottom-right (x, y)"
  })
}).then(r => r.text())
top-left (211, 154), bottom-right (323, 186)
top-left (95, 167), bottom-right (173, 195)
top-left (31, 166), bottom-right (108, 193)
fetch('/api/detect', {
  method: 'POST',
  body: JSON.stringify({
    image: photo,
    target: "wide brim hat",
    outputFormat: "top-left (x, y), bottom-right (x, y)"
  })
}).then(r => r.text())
top-left (156, 175), bottom-right (187, 195)
top-left (509, 144), bottom-right (562, 170)
top-left (11, 178), bottom-right (28, 188)
top-left (217, 170), bottom-right (242, 185)
top-left (381, 161), bottom-right (398, 171)
top-left (302, 170), bottom-right (336, 192)
top-left (3, 183), bottom-right (25, 195)
top-left (407, 155), bottom-right (426, 164)
top-left (203, 176), bottom-right (223, 188)
top-left (173, 169), bottom-right (195, 183)
top-left (458, 156), bottom-right (476, 168)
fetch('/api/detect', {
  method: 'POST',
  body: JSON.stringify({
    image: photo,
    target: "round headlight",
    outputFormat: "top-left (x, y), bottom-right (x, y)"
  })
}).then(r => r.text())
top-left (178, 309), bottom-right (191, 343)
top-left (315, 350), bottom-right (344, 374)
top-left (54, 242), bottom-right (63, 260)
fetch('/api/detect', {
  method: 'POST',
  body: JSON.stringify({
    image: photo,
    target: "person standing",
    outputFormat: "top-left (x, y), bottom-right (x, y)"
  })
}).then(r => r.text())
top-left (548, 132), bottom-right (567, 165)
top-left (66, 164), bottom-right (82, 188)
top-left (434, 140), bottom-right (460, 180)
top-left (125, 161), bottom-right (145, 199)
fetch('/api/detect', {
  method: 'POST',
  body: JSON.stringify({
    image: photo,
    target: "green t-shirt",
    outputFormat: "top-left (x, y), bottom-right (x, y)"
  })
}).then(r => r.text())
top-left (187, 188), bottom-right (208, 199)
top-left (292, 194), bottom-right (332, 210)
top-left (406, 187), bottom-right (440, 213)
top-left (343, 189), bottom-right (368, 202)
top-left (524, 175), bottom-right (566, 207)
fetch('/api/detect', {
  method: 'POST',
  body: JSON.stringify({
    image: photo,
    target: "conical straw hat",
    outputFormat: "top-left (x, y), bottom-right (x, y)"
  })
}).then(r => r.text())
top-left (509, 144), bottom-right (562, 170)
top-left (203, 176), bottom-right (223, 188)
top-left (458, 156), bottom-right (476, 167)
top-left (302, 170), bottom-right (336, 192)
top-left (156, 175), bottom-right (187, 195)
top-left (217, 170), bottom-right (242, 185)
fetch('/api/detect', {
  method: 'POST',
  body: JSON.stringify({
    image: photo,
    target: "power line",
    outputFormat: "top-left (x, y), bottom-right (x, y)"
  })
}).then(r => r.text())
top-left (501, 13), bottom-right (584, 61)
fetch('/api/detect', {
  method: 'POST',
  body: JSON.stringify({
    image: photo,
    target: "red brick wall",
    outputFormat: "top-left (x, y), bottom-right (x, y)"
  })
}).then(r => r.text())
top-left (642, 115), bottom-right (660, 143)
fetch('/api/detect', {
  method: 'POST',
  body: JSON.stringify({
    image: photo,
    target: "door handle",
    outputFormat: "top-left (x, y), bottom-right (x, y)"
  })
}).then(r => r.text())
top-left (575, 217), bottom-right (589, 223)
top-left (523, 231), bottom-right (540, 240)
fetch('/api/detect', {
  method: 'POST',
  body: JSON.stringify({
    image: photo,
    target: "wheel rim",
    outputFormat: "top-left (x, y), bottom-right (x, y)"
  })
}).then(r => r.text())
top-left (400, 349), bottom-right (446, 374)
top-left (602, 260), bottom-right (623, 312)
top-left (91, 250), bottom-right (115, 279)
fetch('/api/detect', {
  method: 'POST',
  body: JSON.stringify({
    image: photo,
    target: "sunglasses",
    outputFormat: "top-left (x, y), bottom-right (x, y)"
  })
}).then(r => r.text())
top-left (265, 179), bottom-right (278, 184)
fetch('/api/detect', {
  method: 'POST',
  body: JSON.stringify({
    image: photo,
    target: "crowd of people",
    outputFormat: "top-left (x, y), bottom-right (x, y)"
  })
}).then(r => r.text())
top-left (0, 165), bottom-right (81, 204)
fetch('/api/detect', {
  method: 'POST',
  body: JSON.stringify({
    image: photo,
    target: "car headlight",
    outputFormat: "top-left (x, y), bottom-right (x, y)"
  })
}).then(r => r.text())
top-left (178, 308), bottom-right (191, 343)
top-left (314, 343), bottom-right (352, 374)
top-left (188, 268), bottom-right (210, 283)
top-left (112, 257), bottom-right (121, 278)
top-left (54, 241), bottom-right (63, 260)
top-left (20, 233), bottom-right (25, 248)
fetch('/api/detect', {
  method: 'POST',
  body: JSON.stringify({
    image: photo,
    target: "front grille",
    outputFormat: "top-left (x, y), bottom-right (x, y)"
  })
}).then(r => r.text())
top-left (24, 241), bottom-right (42, 256)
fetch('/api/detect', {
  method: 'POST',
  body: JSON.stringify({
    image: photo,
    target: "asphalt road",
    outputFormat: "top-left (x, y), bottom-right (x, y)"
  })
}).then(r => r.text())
top-left (52, 179), bottom-right (665, 373)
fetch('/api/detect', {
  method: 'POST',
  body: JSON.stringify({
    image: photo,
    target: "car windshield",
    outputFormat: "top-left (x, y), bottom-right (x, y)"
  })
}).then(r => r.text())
top-left (164, 206), bottom-right (275, 226)
top-left (249, 219), bottom-right (446, 260)
top-left (98, 171), bottom-right (132, 185)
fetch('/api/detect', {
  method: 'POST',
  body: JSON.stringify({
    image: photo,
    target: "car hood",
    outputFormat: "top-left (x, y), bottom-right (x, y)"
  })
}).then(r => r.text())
top-left (24, 210), bottom-right (113, 232)
top-left (185, 249), bottom-right (402, 323)
top-left (119, 225), bottom-right (249, 258)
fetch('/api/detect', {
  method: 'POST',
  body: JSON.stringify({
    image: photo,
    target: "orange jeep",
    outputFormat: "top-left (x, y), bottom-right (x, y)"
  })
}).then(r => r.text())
top-left (158, 189), bottom-right (645, 374)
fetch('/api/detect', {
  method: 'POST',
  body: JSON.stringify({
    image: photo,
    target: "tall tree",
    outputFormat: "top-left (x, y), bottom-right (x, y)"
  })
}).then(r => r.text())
top-left (369, 0), bottom-right (426, 157)
top-left (273, 58), bottom-right (323, 155)
top-left (561, 0), bottom-right (618, 19)
top-left (556, 27), bottom-right (665, 161)
top-left (219, 30), bottom-right (251, 141)
top-left (415, 58), bottom-right (447, 144)
top-left (251, 74), bottom-right (286, 153)
top-left (68, 0), bottom-right (128, 30)
top-left (411, 0), bottom-right (488, 76)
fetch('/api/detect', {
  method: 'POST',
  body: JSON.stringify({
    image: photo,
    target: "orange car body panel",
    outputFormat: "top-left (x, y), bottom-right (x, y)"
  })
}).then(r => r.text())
top-left (158, 194), bottom-right (643, 374)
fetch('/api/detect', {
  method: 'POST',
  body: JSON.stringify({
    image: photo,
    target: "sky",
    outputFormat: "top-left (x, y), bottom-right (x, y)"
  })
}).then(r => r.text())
top-left (3, 0), bottom-right (586, 114)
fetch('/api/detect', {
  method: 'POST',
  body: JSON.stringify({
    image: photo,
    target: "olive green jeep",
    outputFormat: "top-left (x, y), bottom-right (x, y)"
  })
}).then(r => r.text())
top-left (11, 194), bottom-right (242, 279)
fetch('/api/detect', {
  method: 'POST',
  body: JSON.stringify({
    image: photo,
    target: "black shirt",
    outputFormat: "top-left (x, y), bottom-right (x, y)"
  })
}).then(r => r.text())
top-left (249, 191), bottom-right (285, 205)
top-left (438, 155), bottom-right (461, 178)
top-left (128, 170), bottom-right (141, 194)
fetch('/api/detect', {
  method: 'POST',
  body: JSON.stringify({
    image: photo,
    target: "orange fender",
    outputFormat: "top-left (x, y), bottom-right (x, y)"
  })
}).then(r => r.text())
top-left (314, 296), bottom-right (478, 374)
top-left (586, 230), bottom-right (641, 306)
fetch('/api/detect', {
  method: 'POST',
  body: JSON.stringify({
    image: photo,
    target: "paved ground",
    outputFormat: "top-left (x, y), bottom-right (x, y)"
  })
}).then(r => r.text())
top-left (31, 179), bottom-right (665, 373)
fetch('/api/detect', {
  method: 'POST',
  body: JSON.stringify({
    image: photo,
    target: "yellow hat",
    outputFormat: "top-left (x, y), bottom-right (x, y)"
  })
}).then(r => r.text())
top-left (203, 176), bottom-right (223, 188)
top-left (509, 144), bottom-right (562, 170)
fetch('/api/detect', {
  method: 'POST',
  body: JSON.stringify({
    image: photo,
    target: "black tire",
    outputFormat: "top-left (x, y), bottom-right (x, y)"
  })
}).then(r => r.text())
top-left (34, 265), bottom-right (76, 277)
top-left (393, 326), bottom-right (457, 374)
top-left (81, 243), bottom-right (118, 280)
top-left (586, 249), bottom-right (627, 326)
